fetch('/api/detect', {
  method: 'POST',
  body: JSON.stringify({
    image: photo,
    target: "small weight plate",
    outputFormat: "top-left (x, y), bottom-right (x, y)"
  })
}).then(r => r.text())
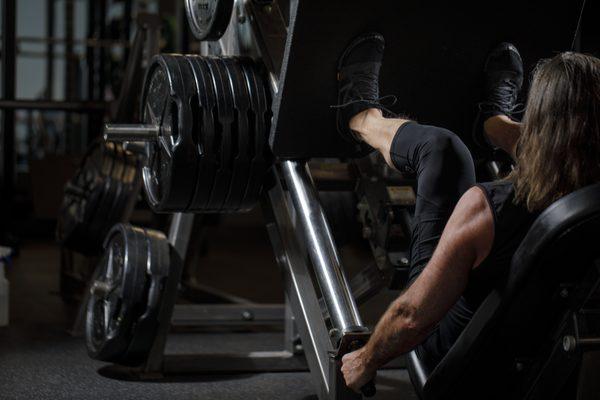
top-left (220, 58), bottom-right (253, 211)
top-left (57, 141), bottom-right (103, 237)
top-left (88, 177), bottom-right (120, 244)
top-left (120, 227), bottom-right (170, 365)
top-left (85, 224), bottom-right (149, 362)
top-left (202, 57), bottom-right (236, 212)
top-left (94, 144), bottom-right (125, 236)
top-left (111, 145), bottom-right (141, 223)
top-left (58, 141), bottom-right (117, 255)
top-left (84, 142), bottom-right (119, 244)
top-left (141, 55), bottom-right (200, 212)
top-left (104, 145), bottom-right (128, 226)
top-left (186, 56), bottom-right (220, 212)
top-left (185, 0), bottom-right (234, 41)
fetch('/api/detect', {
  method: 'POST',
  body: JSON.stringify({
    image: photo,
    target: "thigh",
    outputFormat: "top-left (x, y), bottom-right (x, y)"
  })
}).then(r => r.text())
top-left (389, 122), bottom-right (476, 277)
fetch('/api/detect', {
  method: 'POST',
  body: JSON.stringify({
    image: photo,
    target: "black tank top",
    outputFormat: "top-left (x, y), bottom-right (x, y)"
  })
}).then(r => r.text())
top-left (464, 180), bottom-right (540, 303)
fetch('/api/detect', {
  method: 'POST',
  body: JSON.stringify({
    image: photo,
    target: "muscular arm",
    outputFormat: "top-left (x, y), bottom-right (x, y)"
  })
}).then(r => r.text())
top-left (363, 186), bottom-right (495, 368)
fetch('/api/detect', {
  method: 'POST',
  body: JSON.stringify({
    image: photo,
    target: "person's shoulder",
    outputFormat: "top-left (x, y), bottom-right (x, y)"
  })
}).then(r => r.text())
top-left (460, 186), bottom-right (494, 216)
top-left (453, 186), bottom-right (495, 239)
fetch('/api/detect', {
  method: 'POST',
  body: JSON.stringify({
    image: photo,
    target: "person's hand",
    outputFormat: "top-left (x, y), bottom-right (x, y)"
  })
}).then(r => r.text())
top-left (341, 347), bottom-right (377, 393)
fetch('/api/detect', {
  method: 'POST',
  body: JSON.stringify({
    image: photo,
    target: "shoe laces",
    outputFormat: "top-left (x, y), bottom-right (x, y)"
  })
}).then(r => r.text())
top-left (331, 71), bottom-right (398, 116)
top-left (479, 78), bottom-right (524, 116)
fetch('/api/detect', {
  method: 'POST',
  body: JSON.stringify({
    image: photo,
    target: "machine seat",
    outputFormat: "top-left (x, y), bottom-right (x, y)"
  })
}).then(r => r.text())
top-left (407, 183), bottom-right (600, 400)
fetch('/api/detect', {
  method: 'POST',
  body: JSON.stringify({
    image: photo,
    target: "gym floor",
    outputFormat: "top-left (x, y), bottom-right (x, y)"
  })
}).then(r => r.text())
top-left (0, 214), bottom-right (416, 399)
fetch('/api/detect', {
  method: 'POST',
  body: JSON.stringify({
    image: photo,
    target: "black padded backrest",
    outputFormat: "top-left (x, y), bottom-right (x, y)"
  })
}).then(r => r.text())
top-left (417, 183), bottom-right (600, 400)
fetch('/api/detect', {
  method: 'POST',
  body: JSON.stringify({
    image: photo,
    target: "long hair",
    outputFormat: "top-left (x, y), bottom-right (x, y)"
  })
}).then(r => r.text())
top-left (512, 52), bottom-right (600, 212)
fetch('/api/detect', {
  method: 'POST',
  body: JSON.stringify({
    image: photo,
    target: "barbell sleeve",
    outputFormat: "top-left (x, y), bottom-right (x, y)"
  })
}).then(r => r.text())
top-left (103, 123), bottom-right (160, 142)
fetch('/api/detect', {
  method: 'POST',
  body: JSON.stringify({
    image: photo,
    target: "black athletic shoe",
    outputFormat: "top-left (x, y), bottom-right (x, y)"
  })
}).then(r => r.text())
top-left (473, 42), bottom-right (524, 151)
top-left (335, 33), bottom-right (392, 143)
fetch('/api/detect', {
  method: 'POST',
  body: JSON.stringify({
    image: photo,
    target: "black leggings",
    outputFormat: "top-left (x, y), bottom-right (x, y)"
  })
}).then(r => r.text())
top-left (390, 121), bottom-right (477, 370)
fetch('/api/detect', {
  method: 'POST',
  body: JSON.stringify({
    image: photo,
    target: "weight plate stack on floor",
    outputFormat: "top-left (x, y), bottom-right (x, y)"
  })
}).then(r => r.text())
top-left (185, 0), bottom-right (234, 41)
top-left (57, 140), bottom-right (142, 256)
top-left (85, 223), bottom-right (170, 366)
top-left (140, 54), bottom-right (272, 214)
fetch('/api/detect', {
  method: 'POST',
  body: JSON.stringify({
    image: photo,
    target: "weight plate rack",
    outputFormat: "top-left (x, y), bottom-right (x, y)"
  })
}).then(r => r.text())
top-left (85, 223), bottom-right (170, 365)
top-left (57, 140), bottom-right (141, 256)
top-left (105, 54), bottom-right (272, 214)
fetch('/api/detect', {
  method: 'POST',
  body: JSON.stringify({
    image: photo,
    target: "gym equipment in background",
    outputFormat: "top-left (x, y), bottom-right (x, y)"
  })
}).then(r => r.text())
top-left (185, 0), bottom-right (235, 41)
top-left (56, 140), bottom-right (141, 256)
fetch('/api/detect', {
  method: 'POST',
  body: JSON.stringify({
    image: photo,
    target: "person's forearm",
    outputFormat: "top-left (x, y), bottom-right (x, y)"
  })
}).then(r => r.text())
top-left (362, 296), bottom-right (432, 369)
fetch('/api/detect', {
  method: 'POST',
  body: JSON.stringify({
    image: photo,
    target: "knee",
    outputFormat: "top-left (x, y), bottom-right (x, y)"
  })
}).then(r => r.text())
top-left (424, 130), bottom-right (473, 170)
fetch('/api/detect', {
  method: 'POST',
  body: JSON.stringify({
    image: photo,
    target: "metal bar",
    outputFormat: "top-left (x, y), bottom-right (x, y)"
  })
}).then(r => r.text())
top-left (104, 123), bottom-right (159, 142)
top-left (578, 338), bottom-right (600, 348)
top-left (122, 0), bottom-right (134, 60)
top-left (2, 0), bottom-right (17, 220)
top-left (168, 213), bottom-right (195, 260)
top-left (0, 100), bottom-right (107, 113)
top-left (263, 175), bottom-right (333, 399)
top-left (281, 160), bottom-right (363, 333)
top-left (64, 0), bottom-right (77, 151)
top-left (97, 0), bottom-right (108, 109)
top-left (319, 262), bottom-right (386, 321)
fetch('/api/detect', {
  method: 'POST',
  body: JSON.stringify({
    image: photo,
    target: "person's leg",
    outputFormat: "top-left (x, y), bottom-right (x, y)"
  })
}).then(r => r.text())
top-left (350, 108), bottom-right (476, 281)
top-left (483, 114), bottom-right (521, 157)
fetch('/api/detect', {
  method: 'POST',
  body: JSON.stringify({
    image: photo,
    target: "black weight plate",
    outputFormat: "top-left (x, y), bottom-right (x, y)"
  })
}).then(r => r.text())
top-left (88, 177), bottom-right (120, 244)
top-left (111, 148), bottom-right (141, 220)
top-left (85, 224), bottom-right (149, 362)
top-left (219, 58), bottom-right (252, 211)
top-left (185, 0), bottom-right (234, 41)
top-left (92, 144), bottom-right (126, 241)
top-left (202, 57), bottom-right (236, 212)
top-left (237, 60), bottom-right (271, 211)
top-left (171, 55), bottom-right (205, 211)
top-left (104, 145), bottom-right (128, 228)
top-left (186, 56), bottom-right (220, 212)
top-left (141, 55), bottom-right (199, 212)
top-left (83, 142), bottom-right (120, 246)
top-left (119, 227), bottom-right (170, 365)
top-left (57, 140), bottom-right (106, 252)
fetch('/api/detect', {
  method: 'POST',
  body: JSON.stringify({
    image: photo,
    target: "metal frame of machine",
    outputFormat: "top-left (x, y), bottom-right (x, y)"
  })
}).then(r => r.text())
top-left (86, 2), bottom-right (410, 399)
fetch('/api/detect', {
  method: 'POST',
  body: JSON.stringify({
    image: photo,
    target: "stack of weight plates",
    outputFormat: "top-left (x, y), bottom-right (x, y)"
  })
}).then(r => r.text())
top-left (57, 140), bottom-right (142, 255)
top-left (140, 54), bottom-right (272, 213)
top-left (85, 224), bottom-right (170, 365)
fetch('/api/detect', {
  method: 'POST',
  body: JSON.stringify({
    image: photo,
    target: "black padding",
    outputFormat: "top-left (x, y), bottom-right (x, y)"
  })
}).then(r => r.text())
top-left (407, 183), bottom-right (600, 400)
top-left (270, 1), bottom-right (581, 158)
